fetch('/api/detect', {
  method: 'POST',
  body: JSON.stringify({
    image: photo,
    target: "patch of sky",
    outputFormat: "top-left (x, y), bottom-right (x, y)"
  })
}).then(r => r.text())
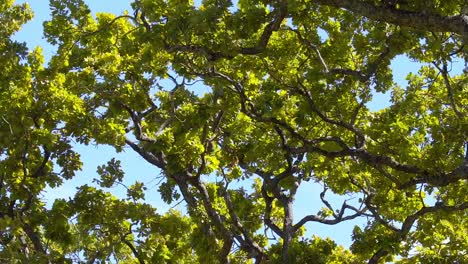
top-left (14, 0), bottom-right (133, 64)
top-left (366, 54), bottom-right (466, 111)
top-left (365, 55), bottom-right (423, 111)
top-left (42, 143), bottom-right (182, 211)
top-left (13, 0), bottom-right (55, 60)
top-left (317, 27), bottom-right (329, 42)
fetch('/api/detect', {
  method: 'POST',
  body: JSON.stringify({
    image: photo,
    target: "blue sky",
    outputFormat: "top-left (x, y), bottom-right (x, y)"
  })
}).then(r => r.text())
top-left (13, 0), bottom-right (461, 249)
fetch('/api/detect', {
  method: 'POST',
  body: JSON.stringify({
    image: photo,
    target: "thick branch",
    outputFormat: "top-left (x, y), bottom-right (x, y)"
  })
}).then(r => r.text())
top-left (193, 181), bottom-right (254, 258)
top-left (120, 103), bottom-right (156, 143)
top-left (223, 190), bottom-right (264, 260)
top-left (260, 184), bottom-right (284, 238)
top-left (125, 139), bottom-right (165, 168)
top-left (399, 161), bottom-right (468, 189)
top-left (31, 146), bottom-right (51, 178)
top-left (314, 0), bottom-right (468, 38)
top-left (281, 195), bottom-right (294, 264)
top-left (121, 238), bottom-right (145, 264)
top-left (241, 3), bottom-right (288, 54)
top-left (22, 222), bottom-right (47, 258)
top-left (368, 248), bottom-right (389, 264)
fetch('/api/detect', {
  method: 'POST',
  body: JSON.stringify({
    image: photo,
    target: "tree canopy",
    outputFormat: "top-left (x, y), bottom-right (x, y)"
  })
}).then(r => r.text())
top-left (1, 0), bottom-right (467, 263)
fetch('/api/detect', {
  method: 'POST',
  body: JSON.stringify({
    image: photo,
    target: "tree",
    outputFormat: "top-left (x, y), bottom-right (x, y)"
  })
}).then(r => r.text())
top-left (2, 0), bottom-right (467, 263)
top-left (1, 1), bottom-right (197, 263)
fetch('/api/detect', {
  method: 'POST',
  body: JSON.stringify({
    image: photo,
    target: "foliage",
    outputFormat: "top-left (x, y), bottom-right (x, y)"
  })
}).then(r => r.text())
top-left (1, 0), bottom-right (467, 263)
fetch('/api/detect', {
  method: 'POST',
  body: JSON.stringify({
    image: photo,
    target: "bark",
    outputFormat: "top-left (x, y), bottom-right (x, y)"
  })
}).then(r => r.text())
top-left (281, 199), bottom-right (294, 264)
top-left (314, 0), bottom-right (468, 38)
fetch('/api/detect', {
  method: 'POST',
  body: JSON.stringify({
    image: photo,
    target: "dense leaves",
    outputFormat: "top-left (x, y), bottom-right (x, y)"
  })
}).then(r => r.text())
top-left (1, 0), bottom-right (467, 263)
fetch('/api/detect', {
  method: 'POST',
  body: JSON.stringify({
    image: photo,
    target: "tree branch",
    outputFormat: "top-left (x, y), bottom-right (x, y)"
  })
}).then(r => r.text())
top-left (165, 3), bottom-right (287, 60)
top-left (434, 61), bottom-right (463, 119)
top-left (368, 201), bottom-right (468, 263)
top-left (222, 189), bottom-right (264, 261)
top-left (125, 139), bottom-right (165, 168)
top-left (314, 0), bottom-right (468, 38)
top-left (121, 229), bottom-right (146, 264)
top-left (293, 206), bottom-right (365, 232)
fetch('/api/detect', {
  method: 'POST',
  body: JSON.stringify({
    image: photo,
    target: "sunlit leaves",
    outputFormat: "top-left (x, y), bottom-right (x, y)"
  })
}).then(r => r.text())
top-left (2, 0), bottom-right (467, 262)
top-left (96, 158), bottom-right (125, 188)
top-left (158, 180), bottom-right (180, 204)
